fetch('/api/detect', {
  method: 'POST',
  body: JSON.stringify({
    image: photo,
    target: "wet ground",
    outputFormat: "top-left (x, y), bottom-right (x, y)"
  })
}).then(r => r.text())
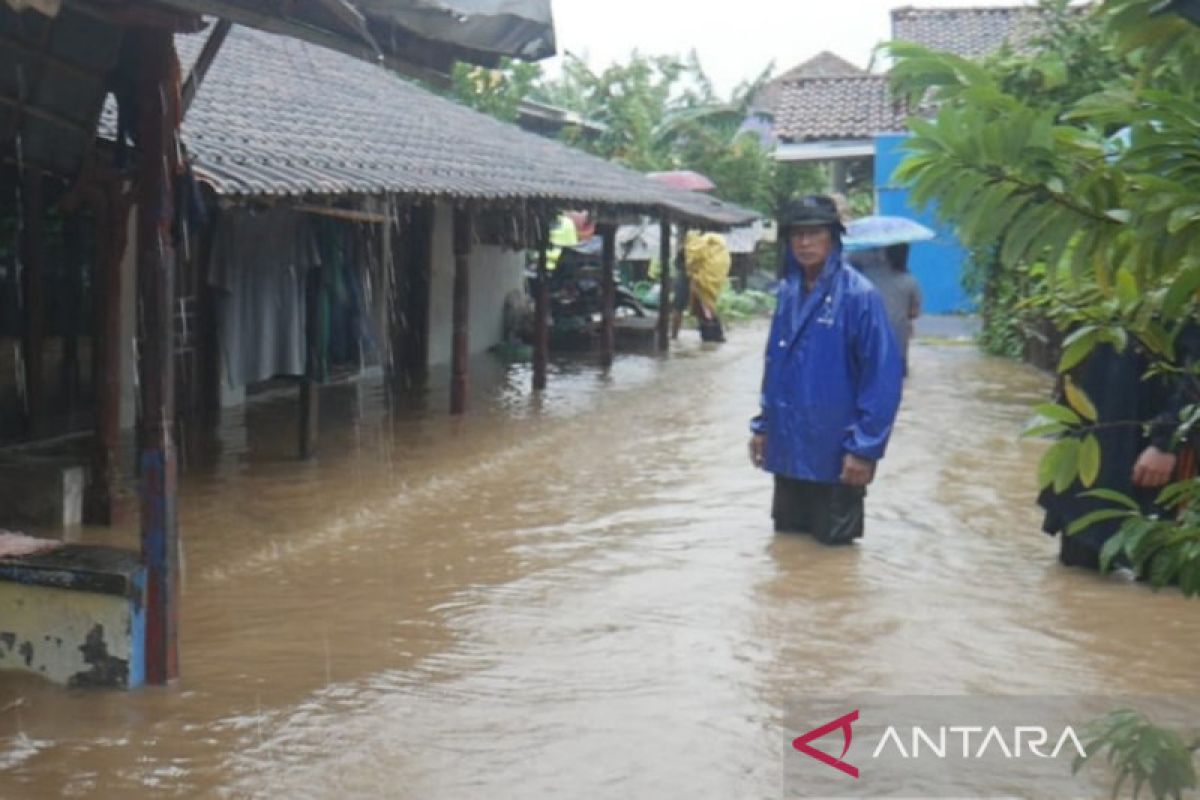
top-left (2, 318), bottom-right (1199, 798)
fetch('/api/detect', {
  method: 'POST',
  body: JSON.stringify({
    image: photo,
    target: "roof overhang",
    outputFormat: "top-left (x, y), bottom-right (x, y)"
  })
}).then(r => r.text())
top-left (773, 139), bottom-right (876, 162)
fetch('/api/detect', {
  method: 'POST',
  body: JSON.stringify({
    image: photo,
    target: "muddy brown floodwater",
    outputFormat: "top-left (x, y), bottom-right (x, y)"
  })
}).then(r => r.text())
top-left (3, 320), bottom-right (1199, 799)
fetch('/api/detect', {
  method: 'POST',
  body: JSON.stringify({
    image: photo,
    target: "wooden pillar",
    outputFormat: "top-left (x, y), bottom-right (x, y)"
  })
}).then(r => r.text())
top-left (533, 224), bottom-right (550, 391)
top-left (657, 217), bottom-right (671, 352)
top-left (387, 208), bottom-right (405, 388)
top-left (598, 222), bottom-right (616, 367)
top-left (299, 265), bottom-right (320, 459)
top-left (407, 206), bottom-right (434, 385)
top-left (451, 207), bottom-right (471, 415)
top-left (135, 27), bottom-right (180, 685)
top-left (86, 184), bottom-right (129, 524)
top-left (672, 225), bottom-right (689, 340)
top-left (61, 214), bottom-right (85, 410)
top-left (19, 168), bottom-right (44, 437)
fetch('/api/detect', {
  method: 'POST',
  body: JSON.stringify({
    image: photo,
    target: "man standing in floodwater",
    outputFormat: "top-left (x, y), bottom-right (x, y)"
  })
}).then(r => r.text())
top-left (749, 196), bottom-right (904, 544)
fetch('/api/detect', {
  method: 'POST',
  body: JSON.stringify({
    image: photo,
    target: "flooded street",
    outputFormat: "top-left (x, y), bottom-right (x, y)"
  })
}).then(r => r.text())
top-left (3, 320), bottom-right (1200, 798)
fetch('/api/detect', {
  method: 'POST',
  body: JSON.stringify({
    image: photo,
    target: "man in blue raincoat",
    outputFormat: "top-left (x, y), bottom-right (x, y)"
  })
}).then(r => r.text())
top-left (749, 196), bottom-right (904, 543)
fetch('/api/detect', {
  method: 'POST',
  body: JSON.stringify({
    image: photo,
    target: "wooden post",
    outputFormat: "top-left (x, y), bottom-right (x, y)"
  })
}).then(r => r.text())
top-left (20, 168), bottom-right (44, 437)
top-left (657, 217), bottom-right (671, 352)
top-left (451, 207), bottom-right (471, 415)
top-left (672, 226), bottom-right (689, 340)
top-left (135, 27), bottom-right (180, 685)
top-left (598, 222), bottom-right (616, 367)
top-left (299, 265), bottom-right (320, 459)
top-left (533, 224), bottom-right (549, 391)
top-left (87, 186), bottom-right (128, 524)
top-left (61, 213), bottom-right (85, 411)
top-left (408, 206), bottom-right (433, 385)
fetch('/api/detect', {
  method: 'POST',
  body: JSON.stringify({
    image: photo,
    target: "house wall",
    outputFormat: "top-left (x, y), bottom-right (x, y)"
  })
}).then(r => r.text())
top-left (427, 203), bottom-right (527, 367)
top-left (874, 134), bottom-right (974, 315)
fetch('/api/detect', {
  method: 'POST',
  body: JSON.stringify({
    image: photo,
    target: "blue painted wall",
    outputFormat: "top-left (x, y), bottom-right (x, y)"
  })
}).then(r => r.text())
top-left (874, 134), bottom-right (975, 314)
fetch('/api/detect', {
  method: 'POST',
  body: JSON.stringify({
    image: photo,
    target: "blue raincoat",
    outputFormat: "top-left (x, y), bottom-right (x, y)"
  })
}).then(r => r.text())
top-left (751, 247), bottom-right (904, 483)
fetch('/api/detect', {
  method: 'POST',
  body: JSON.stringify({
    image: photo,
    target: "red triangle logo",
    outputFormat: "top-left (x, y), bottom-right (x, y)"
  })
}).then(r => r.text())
top-left (792, 709), bottom-right (860, 779)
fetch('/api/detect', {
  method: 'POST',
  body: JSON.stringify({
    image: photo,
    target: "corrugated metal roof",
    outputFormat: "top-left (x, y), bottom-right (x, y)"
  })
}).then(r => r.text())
top-left (166, 25), bottom-right (754, 228)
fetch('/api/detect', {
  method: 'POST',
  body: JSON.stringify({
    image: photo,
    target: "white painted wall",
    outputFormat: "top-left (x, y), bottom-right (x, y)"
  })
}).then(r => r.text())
top-left (427, 203), bottom-right (527, 366)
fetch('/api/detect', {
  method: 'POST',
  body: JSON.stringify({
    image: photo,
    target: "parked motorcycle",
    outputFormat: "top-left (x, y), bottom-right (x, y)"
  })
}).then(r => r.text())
top-left (524, 241), bottom-right (647, 332)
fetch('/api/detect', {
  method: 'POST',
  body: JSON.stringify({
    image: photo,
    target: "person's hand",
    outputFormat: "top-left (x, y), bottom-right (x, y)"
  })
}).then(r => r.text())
top-left (840, 453), bottom-right (875, 487)
top-left (1132, 446), bottom-right (1176, 488)
top-left (749, 434), bottom-right (766, 469)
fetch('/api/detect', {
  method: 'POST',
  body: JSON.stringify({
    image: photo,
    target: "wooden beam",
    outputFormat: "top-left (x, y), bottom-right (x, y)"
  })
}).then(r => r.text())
top-left (149, 0), bottom-right (375, 59)
top-left (294, 203), bottom-right (388, 225)
top-left (0, 94), bottom-right (93, 140)
top-left (533, 222), bottom-right (549, 391)
top-left (598, 222), bottom-right (616, 367)
top-left (19, 168), bottom-right (45, 438)
top-left (299, 265), bottom-right (320, 459)
top-left (181, 18), bottom-right (231, 115)
top-left (450, 207), bottom-right (471, 415)
top-left (0, 31), bottom-right (107, 86)
top-left (657, 217), bottom-right (671, 352)
top-left (134, 27), bottom-right (180, 686)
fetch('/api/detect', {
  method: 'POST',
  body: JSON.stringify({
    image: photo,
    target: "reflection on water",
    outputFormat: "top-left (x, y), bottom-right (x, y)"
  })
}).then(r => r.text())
top-left (2, 324), bottom-right (1198, 798)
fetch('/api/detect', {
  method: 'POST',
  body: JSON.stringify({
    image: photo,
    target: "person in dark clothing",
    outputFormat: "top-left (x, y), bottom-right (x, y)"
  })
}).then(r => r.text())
top-left (1039, 328), bottom-right (1200, 570)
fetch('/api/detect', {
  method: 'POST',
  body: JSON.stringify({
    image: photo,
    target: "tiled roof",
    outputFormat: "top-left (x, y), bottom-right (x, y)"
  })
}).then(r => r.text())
top-left (777, 51), bottom-right (866, 82)
top-left (165, 26), bottom-right (756, 228)
top-left (754, 51), bottom-right (866, 116)
top-left (772, 76), bottom-right (908, 142)
top-left (890, 5), bottom-right (1053, 59)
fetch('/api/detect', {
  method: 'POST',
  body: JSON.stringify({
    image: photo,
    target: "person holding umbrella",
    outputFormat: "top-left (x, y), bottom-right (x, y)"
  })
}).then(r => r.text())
top-left (850, 244), bottom-right (922, 376)
top-left (844, 216), bottom-right (935, 377)
top-left (749, 196), bottom-right (904, 544)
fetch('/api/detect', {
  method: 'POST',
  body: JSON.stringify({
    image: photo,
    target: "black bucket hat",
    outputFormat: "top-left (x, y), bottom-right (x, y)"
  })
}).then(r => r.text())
top-left (781, 195), bottom-right (846, 235)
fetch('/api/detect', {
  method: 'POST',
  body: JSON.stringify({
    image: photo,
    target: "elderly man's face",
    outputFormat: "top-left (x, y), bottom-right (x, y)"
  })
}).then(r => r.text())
top-left (789, 225), bottom-right (834, 270)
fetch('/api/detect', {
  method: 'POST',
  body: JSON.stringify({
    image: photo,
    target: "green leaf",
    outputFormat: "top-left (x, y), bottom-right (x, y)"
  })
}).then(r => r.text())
top-left (1023, 421), bottom-right (1067, 438)
top-left (1039, 439), bottom-right (1068, 490)
top-left (1167, 204), bottom-right (1200, 234)
top-left (1053, 437), bottom-right (1082, 494)
top-left (1064, 377), bottom-right (1099, 422)
top-left (1033, 403), bottom-right (1082, 425)
top-left (1079, 434), bottom-right (1101, 488)
top-left (1105, 209), bottom-right (1132, 224)
top-left (1115, 268), bottom-right (1138, 307)
top-left (1163, 266), bottom-right (1200, 318)
top-left (1059, 328), bottom-right (1100, 372)
top-left (1068, 508), bottom-right (1133, 536)
top-left (1080, 489), bottom-right (1142, 511)
top-left (1099, 532), bottom-right (1127, 572)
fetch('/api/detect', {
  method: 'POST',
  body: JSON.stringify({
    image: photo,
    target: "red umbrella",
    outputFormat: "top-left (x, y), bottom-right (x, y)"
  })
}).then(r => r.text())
top-left (647, 170), bottom-right (716, 192)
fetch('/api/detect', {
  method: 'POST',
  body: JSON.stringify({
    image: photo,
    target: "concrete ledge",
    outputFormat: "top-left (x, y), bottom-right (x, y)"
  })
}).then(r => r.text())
top-left (0, 545), bottom-right (145, 689)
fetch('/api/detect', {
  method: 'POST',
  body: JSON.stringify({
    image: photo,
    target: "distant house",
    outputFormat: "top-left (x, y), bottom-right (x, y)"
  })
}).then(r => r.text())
top-left (770, 5), bottom-right (1066, 167)
top-left (752, 51), bottom-right (866, 118)
top-left (764, 5), bottom-right (1069, 313)
top-left (890, 4), bottom-right (1056, 58)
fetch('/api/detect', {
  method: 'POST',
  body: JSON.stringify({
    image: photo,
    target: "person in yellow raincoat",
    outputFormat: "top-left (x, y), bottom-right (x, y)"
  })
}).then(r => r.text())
top-left (673, 231), bottom-right (731, 342)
